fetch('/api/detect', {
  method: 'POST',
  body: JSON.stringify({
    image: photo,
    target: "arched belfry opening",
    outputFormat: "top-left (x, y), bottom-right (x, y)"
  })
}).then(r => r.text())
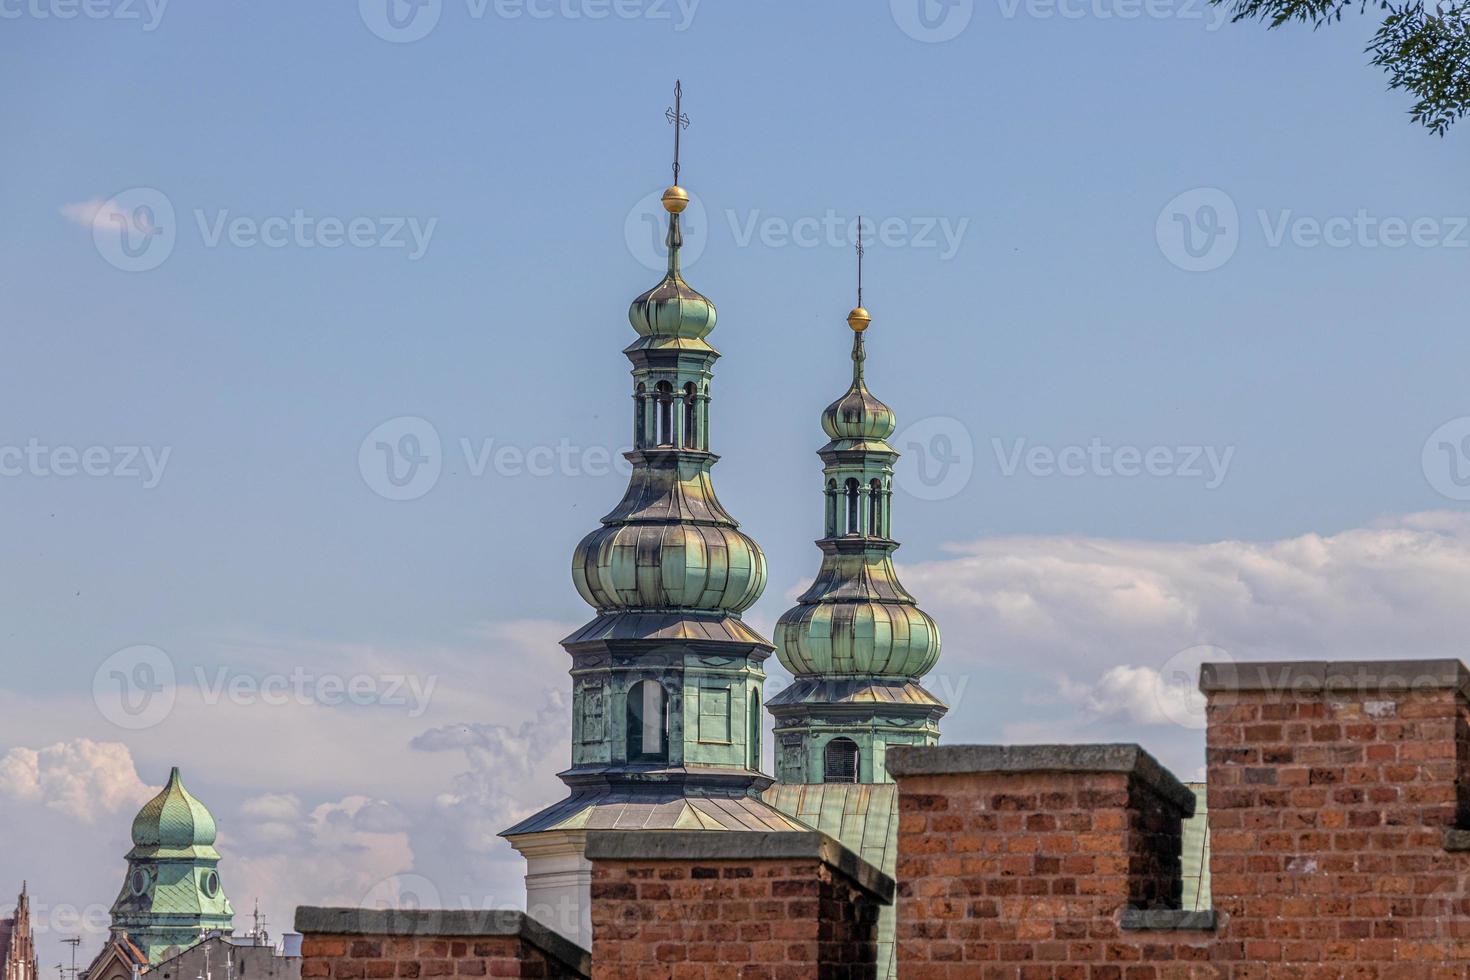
top-left (823, 738), bottom-right (860, 783)
top-left (627, 679), bottom-right (669, 763)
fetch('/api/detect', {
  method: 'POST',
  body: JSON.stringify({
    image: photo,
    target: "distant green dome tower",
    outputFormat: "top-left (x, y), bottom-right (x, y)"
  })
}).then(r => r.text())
top-left (502, 82), bottom-right (806, 952)
top-left (767, 258), bottom-right (947, 786)
top-left (110, 768), bottom-right (234, 963)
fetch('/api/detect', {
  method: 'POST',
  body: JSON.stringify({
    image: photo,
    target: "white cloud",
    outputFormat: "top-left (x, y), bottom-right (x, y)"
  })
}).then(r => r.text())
top-left (907, 510), bottom-right (1470, 681)
top-left (225, 793), bottom-right (414, 943)
top-left (897, 511), bottom-right (1470, 776)
top-left (0, 739), bottom-right (155, 820)
top-left (407, 688), bottom-right (570, 908)
top-left (59, 199), bottom-right (125, 231)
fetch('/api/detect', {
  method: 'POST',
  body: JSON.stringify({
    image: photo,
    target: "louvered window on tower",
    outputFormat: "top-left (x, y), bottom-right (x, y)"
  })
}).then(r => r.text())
top-left (823, 737), bottom-right (860, 783)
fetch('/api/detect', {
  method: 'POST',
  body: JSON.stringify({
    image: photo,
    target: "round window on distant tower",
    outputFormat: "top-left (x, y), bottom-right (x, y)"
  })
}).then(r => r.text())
top-left (202, 870), bottom-right (220, 898)
top-left (129, 868), bottom-right (151, 896)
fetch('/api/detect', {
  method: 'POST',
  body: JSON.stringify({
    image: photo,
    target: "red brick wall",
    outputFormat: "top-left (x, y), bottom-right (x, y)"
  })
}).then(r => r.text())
top-left (1206, 680), bottom-right (1470, 973)
top-left (890, 662), bottom-right (1470, 978)
top-left (589, 857), bottom-right (881, 980)
top-left (301, 934), bottom-right (584, 980)
top-left (895, 764), bottom-right (1201, 975)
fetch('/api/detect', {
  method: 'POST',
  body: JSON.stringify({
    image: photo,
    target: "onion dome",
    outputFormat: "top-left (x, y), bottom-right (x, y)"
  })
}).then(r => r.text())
top-left (573, 520), bottom-right (766, 613)
top-left (129, 767), bottom-right (218, 854)
top-left (775, 289), bottom-right (942, 682)
top-left (628, 191), bottom-right (716, 343)
top-left (777, 591), bottom-right (940, 678)
top-left (821, 313), bottom-right (897, 443)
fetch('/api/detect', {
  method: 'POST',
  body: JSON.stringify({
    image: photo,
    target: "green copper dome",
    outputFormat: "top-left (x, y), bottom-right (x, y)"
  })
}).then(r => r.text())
top-left (112, 767), bottom-right (234, 963)
top-left (777, 321), bottom-right (940, 679)
top-left (775, 551), bottom-right (940, 677)
top-left (821, 380), bottom-right (896, 443)
top-left (628, 216), bottom-right (715, 344)
top-left (574, 520), bottom-right (766, 613)
top-left (130, 767), bottom-right (218, 853)
top-left (768, 289), bottom-right (946, 798)
top-left (820, 323), bottom-right (896, 442)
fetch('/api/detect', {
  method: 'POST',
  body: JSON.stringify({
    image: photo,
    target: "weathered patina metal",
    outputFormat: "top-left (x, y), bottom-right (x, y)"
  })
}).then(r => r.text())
top-left (504, 114), bottom-right (796, 847)
top-left (768, 271), bottom-right (947, 788)
top-left (109, 768), bottom-right (234, 963)
top-left (764, 276), bottom-right (948, 980)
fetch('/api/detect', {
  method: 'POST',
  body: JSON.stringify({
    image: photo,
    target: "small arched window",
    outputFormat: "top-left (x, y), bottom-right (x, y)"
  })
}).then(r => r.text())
top-left (655, 382), bottom-right (674, 447)
top-left (844, 479), bottom-right (860, 535)
top-left (627, 679), bottom-right (668, 763)
top-left (824, 479), bottom-right (839, 537)
top-left (683, 382), bottom-right (698, 449)
top-left (868, 479), bottom-right (882, 536)
top-left (823, 737), bottom-right (860, 783)
top-left (634, 383), bottom-right (647, 450)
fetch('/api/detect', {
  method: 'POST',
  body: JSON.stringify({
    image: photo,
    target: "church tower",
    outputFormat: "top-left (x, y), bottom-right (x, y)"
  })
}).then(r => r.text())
top-left (109, 768), bottom-right (234, 963)
top-left (501, 82), bottom-right (806, 951)
top-left (762, 238), bottom-right (946, 979)
top-left (767, 236), bottom-right (947, 784)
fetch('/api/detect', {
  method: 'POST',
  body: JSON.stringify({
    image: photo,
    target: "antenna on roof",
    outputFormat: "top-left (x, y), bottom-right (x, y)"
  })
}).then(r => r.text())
top-left (62, 937), bottom-right (81, 980)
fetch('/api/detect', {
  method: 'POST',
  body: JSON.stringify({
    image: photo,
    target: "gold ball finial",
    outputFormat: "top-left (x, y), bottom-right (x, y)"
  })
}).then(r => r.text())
top-left (661, 186), bottom-right (689, 214)
top-left (847, 307), bottom-right (871, 332)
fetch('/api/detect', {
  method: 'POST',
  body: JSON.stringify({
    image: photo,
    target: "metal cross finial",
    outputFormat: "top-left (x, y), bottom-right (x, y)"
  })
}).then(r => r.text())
top-left (665, 79), bottom-right (690, 185)
top-left (856, 217), bottom-right (864, 308)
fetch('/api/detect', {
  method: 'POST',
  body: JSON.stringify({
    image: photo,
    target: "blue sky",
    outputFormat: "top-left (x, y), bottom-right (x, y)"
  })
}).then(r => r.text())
top-left (3, 0), bottom-right (1470, 968)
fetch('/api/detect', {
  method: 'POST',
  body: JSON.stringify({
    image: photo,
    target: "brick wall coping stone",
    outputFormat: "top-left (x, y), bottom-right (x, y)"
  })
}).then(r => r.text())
top-left (293, 906), bottom-right (591, 978)
top-left (1198, 658), bottom-right (1470, 698)
top-left (886, 743), bottom-right (1196, 816)
top-left (1119, 909), bottom-right (1219, 932)
top-left (583, 829), bottom-right (895, 904)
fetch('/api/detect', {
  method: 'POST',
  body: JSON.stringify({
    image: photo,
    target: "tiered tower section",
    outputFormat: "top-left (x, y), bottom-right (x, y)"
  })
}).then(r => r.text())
top-left (109, 768), bottom-right (234, 963)
top-left (768, 302), bottom-right (946, 785)
top-left (503, 92), bottom-right (805, 950)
